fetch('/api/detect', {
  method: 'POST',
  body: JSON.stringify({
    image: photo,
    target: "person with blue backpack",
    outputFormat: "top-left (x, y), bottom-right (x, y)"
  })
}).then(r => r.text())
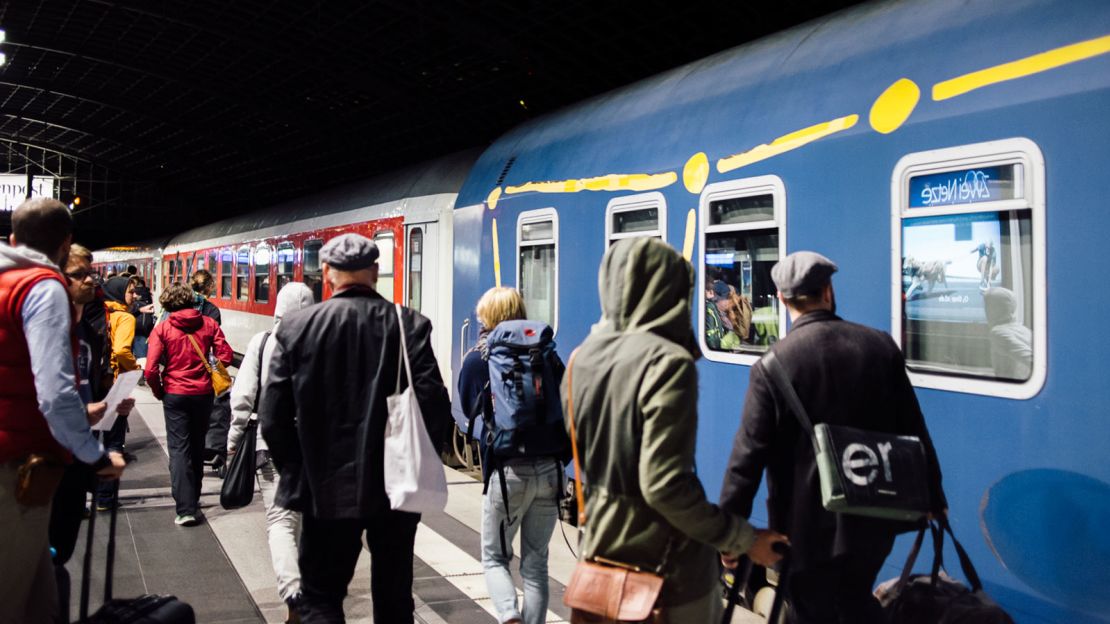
top-left (458, 287), bottom-right (570, 624)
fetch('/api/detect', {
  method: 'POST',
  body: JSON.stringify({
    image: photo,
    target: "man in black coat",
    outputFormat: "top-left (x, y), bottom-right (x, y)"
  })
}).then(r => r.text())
top-left (260, 233), bottom-right (450, 624)
top-left (719, 251), bottom-right (945, 624)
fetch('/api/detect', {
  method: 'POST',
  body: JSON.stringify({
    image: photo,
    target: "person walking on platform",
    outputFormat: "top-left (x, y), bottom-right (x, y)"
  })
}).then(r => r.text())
top-left (459, 286), bottom-right (565, 624)
top-left (95, 275), bottom-right (141, 510)
top-left (0, 199), bottom-right (126, 624)
top-left (563, 238), bottom-right (786, 622)
top-left (260, 233), bottom-right (450, 624)
top-left (144, 283), bottom-right (233, 527)
top-left (228, 281), bottom-right (315, 623)
top-left (719, 251), bottom-right (947, 624)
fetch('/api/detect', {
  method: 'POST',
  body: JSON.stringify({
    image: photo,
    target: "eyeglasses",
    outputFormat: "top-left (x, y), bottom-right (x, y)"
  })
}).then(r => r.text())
top-left (66, 270), bottom-right (94, 282)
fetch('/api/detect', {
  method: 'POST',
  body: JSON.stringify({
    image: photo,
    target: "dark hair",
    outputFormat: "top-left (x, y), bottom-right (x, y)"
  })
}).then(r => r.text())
top-left (160, 283), bottom-right (195, 311)
top-left (126, 265), bottom-right (138, 275)
top-left (127, 276), bottom-right (146, 290)
top-left (12, 198), bottom-right (73, 257)
top-left (190, 269), bottom-right (214, 294)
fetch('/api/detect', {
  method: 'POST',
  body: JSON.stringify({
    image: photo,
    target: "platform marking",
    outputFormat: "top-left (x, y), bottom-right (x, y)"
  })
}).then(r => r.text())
top-left (504, 171), bottom-right (677, 196)
top-left (933, 33), bottom-right (1110, 101)
top-left (716, 114), bottom-right (858, 173)
top-left (491, 217), bottom-right (502, 287)
top-left (414, 523), bottom-right (566, 623)
top-left (682, 209), bottom-right (696, 262)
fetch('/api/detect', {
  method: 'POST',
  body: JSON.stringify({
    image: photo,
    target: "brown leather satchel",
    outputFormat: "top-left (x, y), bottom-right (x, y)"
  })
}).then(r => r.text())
top-left (562, 350), bottom-right (666, 624)
top-left (15, 453), bottom-right (66, 506)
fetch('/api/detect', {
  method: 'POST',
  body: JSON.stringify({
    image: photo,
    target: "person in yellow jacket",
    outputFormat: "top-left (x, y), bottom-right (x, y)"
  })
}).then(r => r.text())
top-left (95, 276), bottom-right (140, 510)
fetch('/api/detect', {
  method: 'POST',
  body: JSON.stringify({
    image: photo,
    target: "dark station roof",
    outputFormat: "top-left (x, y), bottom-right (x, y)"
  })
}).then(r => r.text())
top-left (0, 0), bottom-right (862, 248)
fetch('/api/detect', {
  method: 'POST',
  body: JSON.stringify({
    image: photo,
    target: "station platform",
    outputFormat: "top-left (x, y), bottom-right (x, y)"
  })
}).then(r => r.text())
top-left (65, 385), bottom-right (764, 623)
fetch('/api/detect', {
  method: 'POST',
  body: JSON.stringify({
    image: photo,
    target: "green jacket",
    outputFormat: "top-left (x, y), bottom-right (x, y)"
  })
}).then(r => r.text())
top-left (563, 238), bottom-right (754, 606)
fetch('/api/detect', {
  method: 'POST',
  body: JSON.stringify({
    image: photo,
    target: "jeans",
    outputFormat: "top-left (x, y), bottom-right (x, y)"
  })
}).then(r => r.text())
top-left (297, 510), bottom-right (420, 623)
top-left (481, 458), bottom-right (561, 624)
top-left (0, 463), bottom-right (59, 624)
top-left (257, 456), bottom-right (302, 601)
top-left (163, 393), bottom-right (214, 516)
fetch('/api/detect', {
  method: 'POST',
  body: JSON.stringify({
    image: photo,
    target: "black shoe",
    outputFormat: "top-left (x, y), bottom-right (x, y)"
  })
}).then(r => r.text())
top-left (285, 593), bottom-right (302, 624)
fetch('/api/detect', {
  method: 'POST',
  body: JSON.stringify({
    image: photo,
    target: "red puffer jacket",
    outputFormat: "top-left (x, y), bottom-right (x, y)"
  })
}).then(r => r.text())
top-left (145, 309), bottom-right (233, 398)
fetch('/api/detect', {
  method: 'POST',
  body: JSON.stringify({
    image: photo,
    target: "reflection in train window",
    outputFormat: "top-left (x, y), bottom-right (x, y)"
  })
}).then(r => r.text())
top-left (276, 242), bottom-right (295, 292)
top-left (375, 232), bottom-right (395, 303)
top-left (207, 251), bottom-right (217, 278)
top-left (698, 178), bottom-right (784, 366)
top-left (606, 193), bottom-right (666, 246)
top-left (220, 249), bottom-right (233, 299)
top-left (408, 228), bottom-right (423, 312)
top-left (894, 139), bottom-right (1045, 399)
top-left (254, 244), bottom-right (271, 303)
top-left (517, 209), bottom-right (558, 331)
top-left (302, 240), bottom-right (323, 302)
top-left (236, 246), bottom-right (250, 301)
top-left (169, 258), bottom-right (176, 284)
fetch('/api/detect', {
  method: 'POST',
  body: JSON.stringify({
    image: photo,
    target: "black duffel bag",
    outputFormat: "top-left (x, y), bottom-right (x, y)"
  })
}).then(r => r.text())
top-left (220, 417), bottom-right (258, 509)
top-left (875, 517), bottom-right (1014, 624)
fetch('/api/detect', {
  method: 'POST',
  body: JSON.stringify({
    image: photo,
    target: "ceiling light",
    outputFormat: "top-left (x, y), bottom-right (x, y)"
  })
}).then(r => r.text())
top-left (0, 53), bottom-right (6, 68)
top-left (0, 30), bottom-right (6, 45)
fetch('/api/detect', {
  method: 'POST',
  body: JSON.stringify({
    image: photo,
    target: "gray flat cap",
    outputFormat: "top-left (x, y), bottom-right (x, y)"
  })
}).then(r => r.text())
top-left (320, 233), bottom-right (379, 270)
top-left (772, 251), bottom-right (838, 298)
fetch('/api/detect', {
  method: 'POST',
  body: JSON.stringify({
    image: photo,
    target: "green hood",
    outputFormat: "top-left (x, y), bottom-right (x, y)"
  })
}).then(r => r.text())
top-left (595, 237), bottom-right (700, 357)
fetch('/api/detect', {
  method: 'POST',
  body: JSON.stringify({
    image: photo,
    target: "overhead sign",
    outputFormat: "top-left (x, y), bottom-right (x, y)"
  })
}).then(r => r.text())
top-left (0, 175), bottom-right (56, 212)
top-left (909, 165), bottom-right (1021, 209)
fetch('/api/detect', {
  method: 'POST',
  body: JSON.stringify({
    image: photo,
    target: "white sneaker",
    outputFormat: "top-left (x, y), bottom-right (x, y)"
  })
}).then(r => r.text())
top-left (174, 514), bottom-right (198, 527)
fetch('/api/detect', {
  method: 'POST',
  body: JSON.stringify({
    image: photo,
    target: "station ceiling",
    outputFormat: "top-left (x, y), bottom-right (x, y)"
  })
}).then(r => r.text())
top-left (0, 0), bottom-right (862, 248)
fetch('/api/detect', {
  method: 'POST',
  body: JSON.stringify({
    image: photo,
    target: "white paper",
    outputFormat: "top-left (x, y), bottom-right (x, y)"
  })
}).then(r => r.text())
top-left (93, 370), bottom-right (142, 432)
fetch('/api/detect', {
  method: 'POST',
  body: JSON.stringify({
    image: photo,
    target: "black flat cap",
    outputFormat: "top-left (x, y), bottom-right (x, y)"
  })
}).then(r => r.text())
top-left (320, 233), bottom-right (379, 270)
top-left (771, 251), bottom-right (838, 298)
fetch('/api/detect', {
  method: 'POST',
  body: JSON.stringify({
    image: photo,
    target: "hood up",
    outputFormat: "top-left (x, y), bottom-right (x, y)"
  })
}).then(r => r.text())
top-left (0, 243), bottom-right (59, 274)
top-left (274, 281), bottom-right (315, 321)
top-left (168, 308), bottom-right (205, 332)
top-left (594, 237), bottom-right (700, 357)
top-left (983, 287), bottom-right (1018, 326)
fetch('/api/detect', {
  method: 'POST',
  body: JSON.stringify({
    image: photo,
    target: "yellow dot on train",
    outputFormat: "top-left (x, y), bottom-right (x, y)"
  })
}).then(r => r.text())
top-left (869, 78), bottom-right (920, 135)
top-left (683, 152), bottom-right (709, 194)
top-left (486, 187), bottom-right (502, 210)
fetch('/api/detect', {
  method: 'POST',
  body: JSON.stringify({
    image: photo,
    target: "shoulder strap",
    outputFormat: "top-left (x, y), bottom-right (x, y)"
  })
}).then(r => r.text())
top-left (761, 351), bottom-right (819, 452)
top-left (566, 348), bottom-right (586, 526)
top-left (253, 331), bottom-right (271, 413)
top-left (185, 333), bottom-right (215, 376)
top-left (394, 304), bottom-right (413, 393)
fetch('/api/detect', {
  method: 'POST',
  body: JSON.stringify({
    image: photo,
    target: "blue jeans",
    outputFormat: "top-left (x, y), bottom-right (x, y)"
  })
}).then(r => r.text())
top-left (482, 458), bottom-right (560, 624)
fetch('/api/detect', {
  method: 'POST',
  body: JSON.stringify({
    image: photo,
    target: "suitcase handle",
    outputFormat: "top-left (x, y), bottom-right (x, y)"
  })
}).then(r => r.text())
top-left (80, 478), bottom-right (121, 619)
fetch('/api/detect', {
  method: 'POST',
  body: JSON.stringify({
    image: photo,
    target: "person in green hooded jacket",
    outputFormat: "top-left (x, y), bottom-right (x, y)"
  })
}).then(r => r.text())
top-left (562, 237), bottom-right (787, 621)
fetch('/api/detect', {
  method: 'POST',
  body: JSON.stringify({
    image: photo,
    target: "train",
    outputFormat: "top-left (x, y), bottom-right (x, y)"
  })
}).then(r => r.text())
top-left (95, 1), bottom-right (1110, 621)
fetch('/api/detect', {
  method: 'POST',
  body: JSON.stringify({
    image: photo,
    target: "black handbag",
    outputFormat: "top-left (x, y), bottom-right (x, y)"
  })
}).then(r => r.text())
top-left (762, 351), bottom-right (931, 521)
top-left (219, 418), bottom-right (258, 509)
top-left (875, 518), bottom-right (1014, 624)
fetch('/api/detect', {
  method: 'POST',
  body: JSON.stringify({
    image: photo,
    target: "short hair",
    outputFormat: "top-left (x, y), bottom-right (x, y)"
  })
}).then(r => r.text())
top-left (160, 283), bottom-right (195, 311)
top-left (475, 287), bottom-right (527, 330)
top-left (69, 243), bottom-right (93, 264)
top-left (12, 198), bottom-right (73, 256)
top-left (127, 275), bottom-right (145, 291)
top-left (783, 288), bottom-right (828, 314)
top-left (190, 269), bottom-right (213, 294)
top-left (126, 265), bottom-right (138, 274)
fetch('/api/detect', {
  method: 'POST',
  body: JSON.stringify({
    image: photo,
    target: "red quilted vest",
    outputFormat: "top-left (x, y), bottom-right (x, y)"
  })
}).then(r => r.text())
top-left (0, 265), bottom-right (74, 463)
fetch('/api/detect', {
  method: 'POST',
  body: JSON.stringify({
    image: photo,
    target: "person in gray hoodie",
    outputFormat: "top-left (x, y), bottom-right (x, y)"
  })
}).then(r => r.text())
top-left (228, 281), bottom-right (315, 623)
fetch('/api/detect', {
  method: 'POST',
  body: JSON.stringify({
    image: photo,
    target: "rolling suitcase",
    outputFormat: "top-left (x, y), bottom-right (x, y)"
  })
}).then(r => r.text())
top-left (79, 481), bottom-right (195, 623)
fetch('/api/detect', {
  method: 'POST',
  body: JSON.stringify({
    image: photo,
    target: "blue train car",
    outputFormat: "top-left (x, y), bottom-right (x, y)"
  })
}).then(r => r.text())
top-left (449, 1), bottom-right (1110, 621)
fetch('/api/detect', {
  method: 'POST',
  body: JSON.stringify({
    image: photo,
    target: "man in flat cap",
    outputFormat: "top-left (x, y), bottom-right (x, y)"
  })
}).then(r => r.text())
top-left (260, 233), bottom-right (450, 623)
top-left (718, 251), bottom-right (946, 624)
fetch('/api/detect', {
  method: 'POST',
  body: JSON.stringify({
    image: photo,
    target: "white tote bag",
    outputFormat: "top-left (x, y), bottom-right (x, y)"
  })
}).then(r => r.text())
top-left (383, 304), bottom-right (449, 513)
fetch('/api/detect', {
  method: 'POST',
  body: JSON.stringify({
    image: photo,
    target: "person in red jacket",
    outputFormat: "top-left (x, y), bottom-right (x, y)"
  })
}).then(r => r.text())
top-left (144, 283), bottom-right (233, 527)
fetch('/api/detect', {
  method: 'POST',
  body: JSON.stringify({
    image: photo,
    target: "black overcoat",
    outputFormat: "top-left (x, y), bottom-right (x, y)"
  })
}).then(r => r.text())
top-left (260, 284), bottom-right (450, 519)
top-left (719, 310), bottom-right (946, 571)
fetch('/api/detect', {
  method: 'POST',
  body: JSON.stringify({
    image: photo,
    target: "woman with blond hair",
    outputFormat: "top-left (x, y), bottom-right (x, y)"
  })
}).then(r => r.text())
top-left (458, 287), bottom-right (560, 624)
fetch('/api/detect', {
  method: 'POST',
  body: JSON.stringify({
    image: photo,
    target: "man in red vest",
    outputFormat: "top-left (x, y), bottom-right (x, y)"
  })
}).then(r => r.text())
top-left (0, 198), bottom-right (127, 623)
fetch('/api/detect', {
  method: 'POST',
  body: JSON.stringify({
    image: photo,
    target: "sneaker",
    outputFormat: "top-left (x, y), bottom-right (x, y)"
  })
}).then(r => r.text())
top-left (96, 499), bottom-right (118, 512)
top-left (174, 514), bottom-right (199, 527)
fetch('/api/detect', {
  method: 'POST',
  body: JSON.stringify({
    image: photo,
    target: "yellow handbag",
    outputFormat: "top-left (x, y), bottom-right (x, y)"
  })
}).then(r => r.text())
top-left (186, 334), bottom-right (233, 396)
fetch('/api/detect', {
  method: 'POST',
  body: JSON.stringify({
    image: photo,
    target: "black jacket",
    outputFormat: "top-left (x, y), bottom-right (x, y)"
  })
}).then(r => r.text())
top-left (80, 298), bottom-right (113, 401)
top-left (260, 285), bottom-right (450, 519)
top-left (719, 310), bottom-right (945, 571)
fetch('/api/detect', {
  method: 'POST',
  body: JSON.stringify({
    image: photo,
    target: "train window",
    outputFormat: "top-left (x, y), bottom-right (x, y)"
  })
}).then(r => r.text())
top-left (207, 251), bottom-right (217, 277)
top-left (303, 239), bottom-right (323, 301)
top-left (276, 242), bottom-right (295, 292)
top-left (220, 249), bottom-right (233, 299)
top-left (169, 259), bottom-right (176, 284)
top-left (186, 255), bottom-right (193, 281)
top-left (698, 176), bottom-right (786, 366)
top-left (893, 138), bottom-right (1045, 399)
top-left (375, 232), bottom-right (395, 303)
top-left (517, 208), bottom-right (559, 331)
top-left (606, 192), bottom-right (667, 246)
top-left (254, 244), bottom-right (271, 304)
top-left (176, 259), bottom-right (183, 284)
top-left (407, 228), bottom-right (423, 312)
top-left (236, 246), bottom-right (250, 302)
top-left (195, 252), bottom-right (204, 273)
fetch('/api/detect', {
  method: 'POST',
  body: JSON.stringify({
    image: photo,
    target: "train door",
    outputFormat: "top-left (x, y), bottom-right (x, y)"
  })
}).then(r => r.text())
top-left (404, 212), bottom-right (453, 392)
